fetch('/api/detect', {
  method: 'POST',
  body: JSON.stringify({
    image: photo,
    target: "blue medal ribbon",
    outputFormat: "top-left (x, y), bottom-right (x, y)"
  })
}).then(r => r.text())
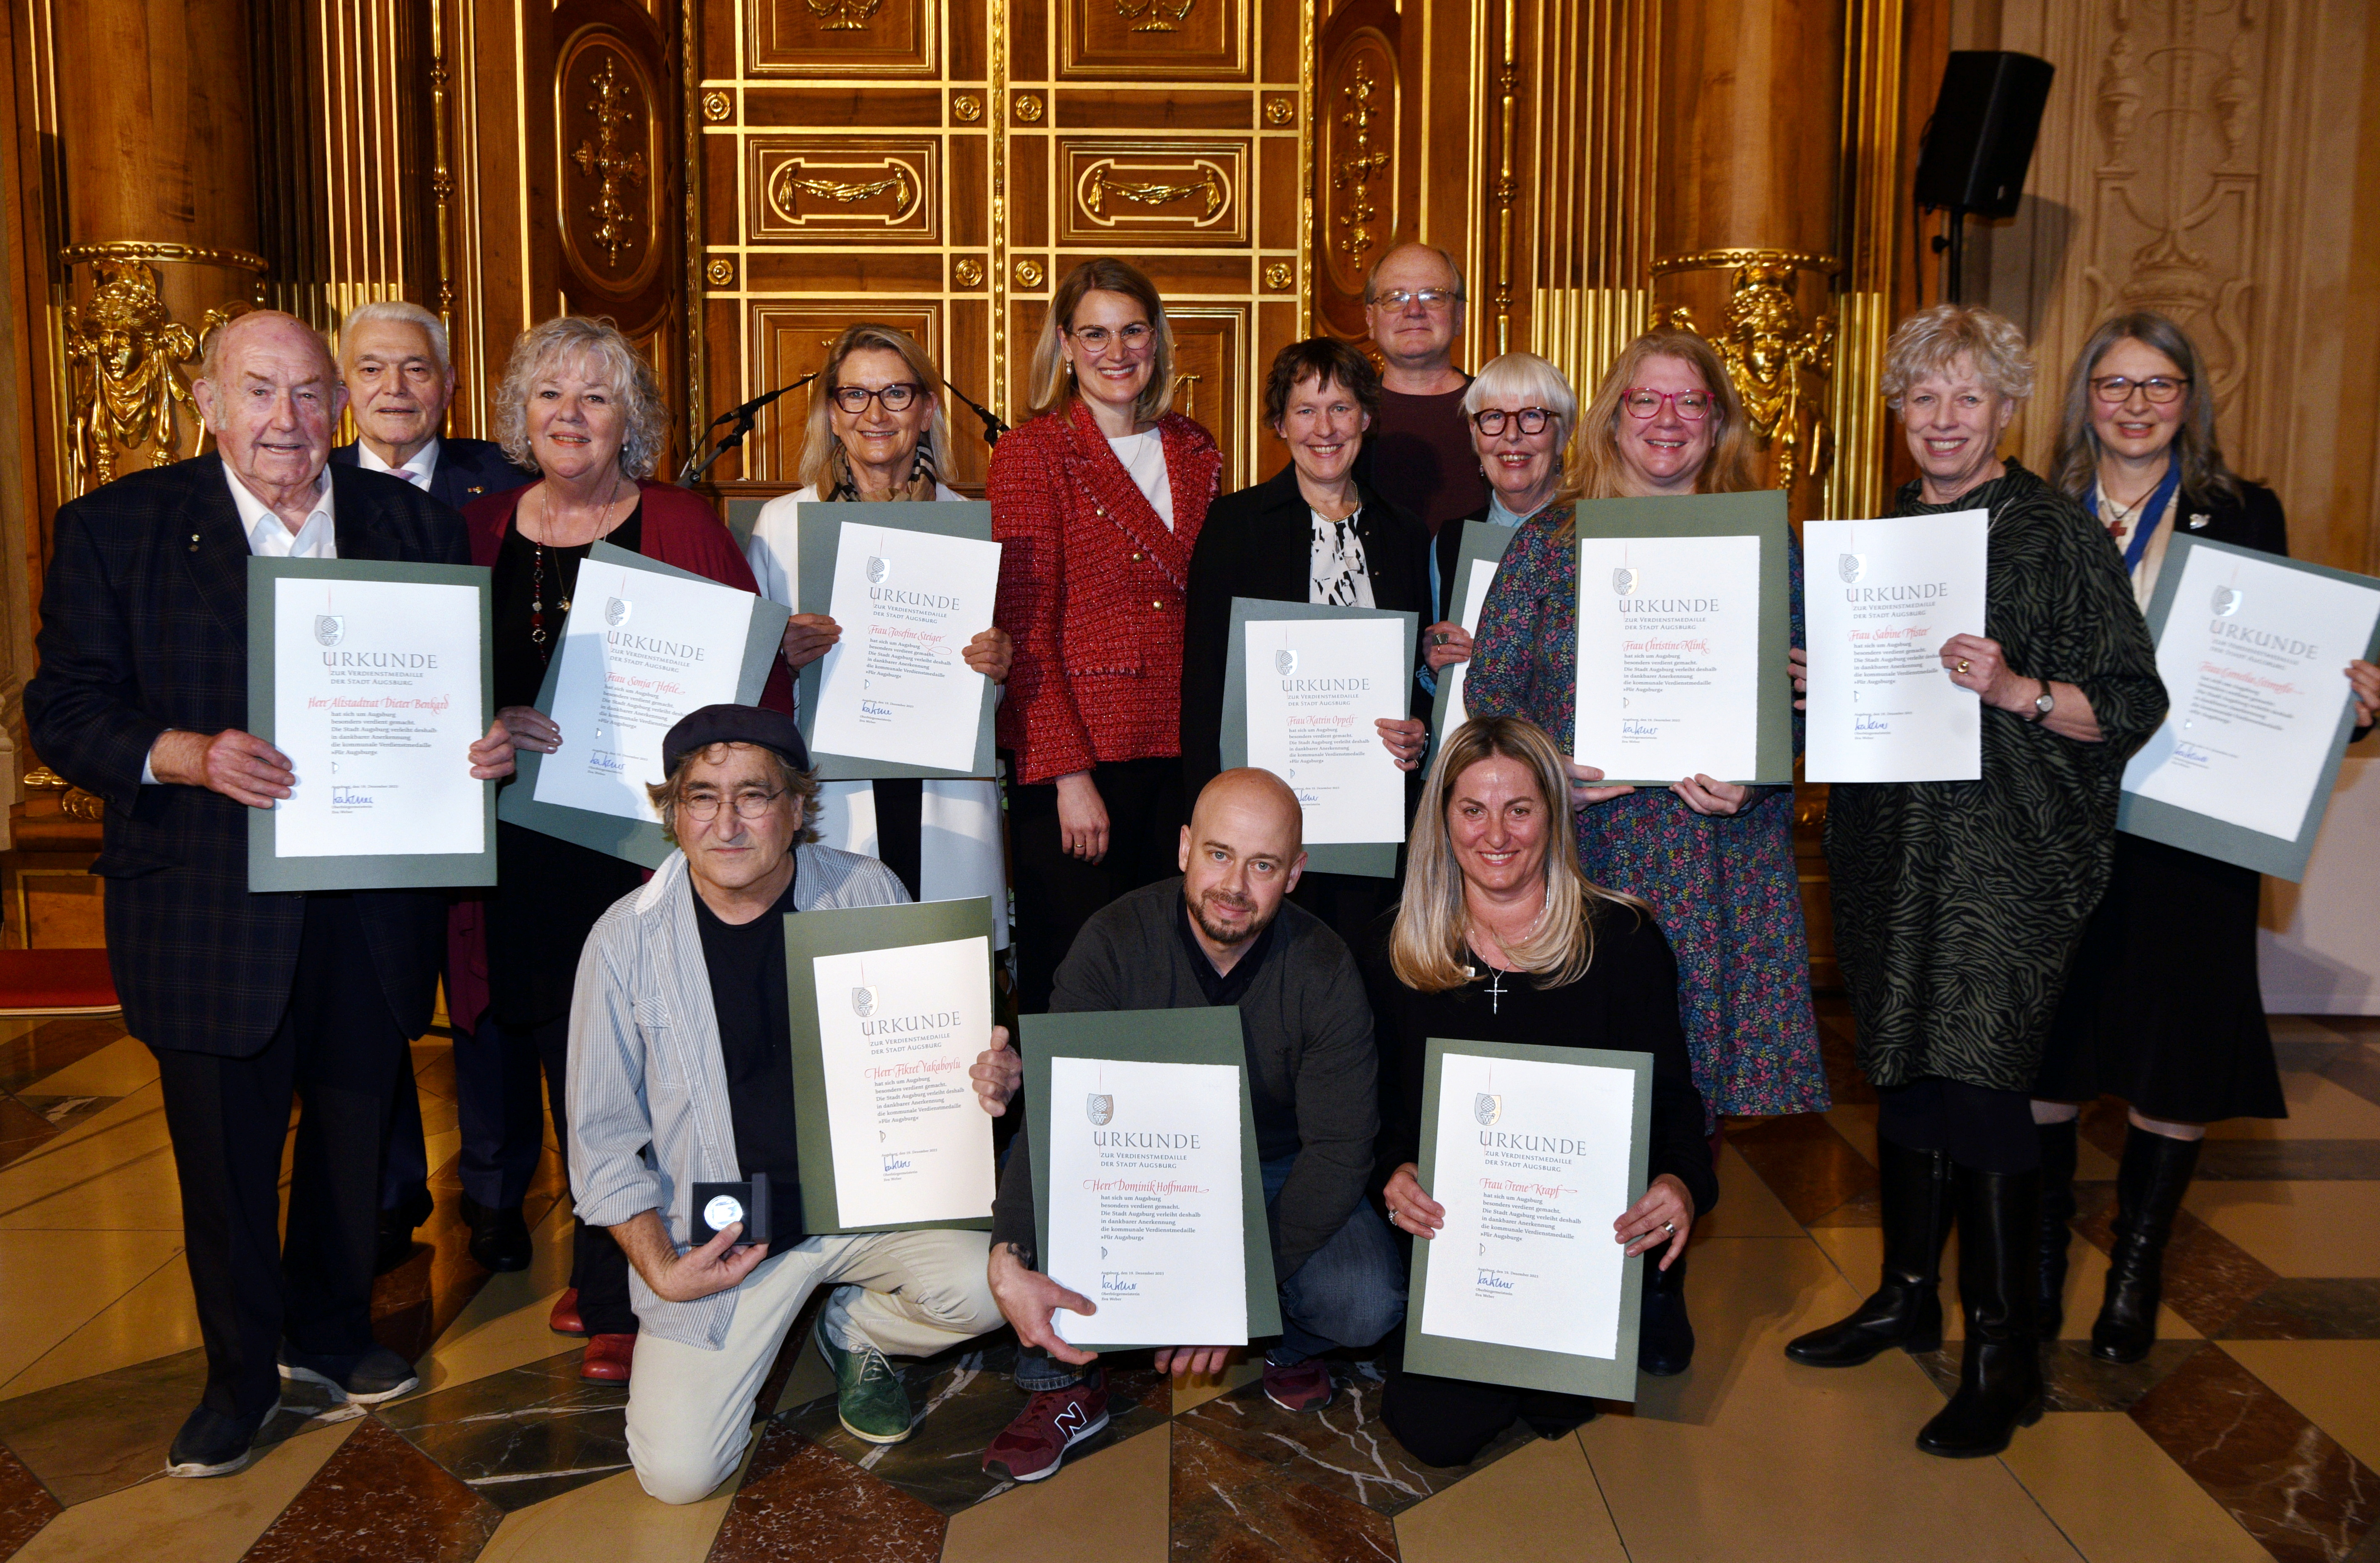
top-left (2085, 459), bottom-right (2184, 576)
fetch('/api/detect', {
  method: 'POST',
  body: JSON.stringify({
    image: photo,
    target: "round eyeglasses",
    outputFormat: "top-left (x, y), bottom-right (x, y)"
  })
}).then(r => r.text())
top-left (1621, 387), bottom-right (1712, 420)
top-left (1470, 407), bottom-right (1554, 436)
top-left (1067, 323), bottom-right (1155, 354)
top-left (830, 383), bottom-right (921, 414)
top-left (1367, 288), bottom-right (1462, 312)
top-left (678, 787), bottom-right (787, 823)
top-left (2089, 375), bottom-right (2190, 405)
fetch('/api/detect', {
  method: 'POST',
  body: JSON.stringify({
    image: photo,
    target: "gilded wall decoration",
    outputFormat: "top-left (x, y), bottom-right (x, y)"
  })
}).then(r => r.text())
top-left (557, 39), bottom-right (664, 294)
top-left (804, 0), bottom-right (887, 30)
top-left (702, 90), bottom-right (734, 122)
top-left (1061, 0), bottom-right (1245, 79)
top-left (1115, 0), bottom-right (1195, 34)
top-left (746, 0), bottom-right (937, 76)
top-left (60, 260), bottom-right (240, 495)
top-left (749, 140), bottom-right (939, 240)
top-left (1061, 144), bottom-right (1247, 244)
top-left (1655, 253), bottom-right (1838, 491)
top-left (1320, 33), bottom-right (1396, 295)
top-left (571, 58), bottom-right (647, 267)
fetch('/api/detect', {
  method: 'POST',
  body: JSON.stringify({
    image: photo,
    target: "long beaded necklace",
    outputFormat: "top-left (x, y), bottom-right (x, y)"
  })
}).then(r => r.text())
top-left (527, 471), bottom-right (624, 657)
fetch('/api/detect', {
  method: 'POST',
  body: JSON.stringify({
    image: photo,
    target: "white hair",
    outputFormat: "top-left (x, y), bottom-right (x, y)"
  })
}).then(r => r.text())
top-left (340, 300), bottom-right (451, 377)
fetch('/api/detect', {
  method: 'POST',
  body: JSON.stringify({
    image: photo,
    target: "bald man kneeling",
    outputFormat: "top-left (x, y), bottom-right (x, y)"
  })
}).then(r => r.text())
top-left (979, 769), bottom-right (1403, 1483)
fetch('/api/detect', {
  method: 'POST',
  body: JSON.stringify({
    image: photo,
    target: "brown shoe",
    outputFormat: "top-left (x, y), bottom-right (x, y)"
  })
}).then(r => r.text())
top-left (548, 1288), bottom-right (586, 1336)
top-left (580, 1333), bottom-right (636, 1382)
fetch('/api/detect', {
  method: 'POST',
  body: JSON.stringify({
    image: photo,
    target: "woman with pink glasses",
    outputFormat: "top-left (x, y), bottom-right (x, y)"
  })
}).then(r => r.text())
top-left (1460, 327), bottom-right (1826, 1378)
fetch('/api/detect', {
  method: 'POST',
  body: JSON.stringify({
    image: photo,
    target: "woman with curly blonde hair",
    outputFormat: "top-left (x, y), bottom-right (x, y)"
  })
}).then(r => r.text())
top-left (453, 316), bottom-right (792, 1385)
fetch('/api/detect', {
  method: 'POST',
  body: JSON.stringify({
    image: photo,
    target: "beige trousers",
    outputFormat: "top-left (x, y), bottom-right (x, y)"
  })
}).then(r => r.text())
top-left (625, 1228), bottom-right (998, 1504)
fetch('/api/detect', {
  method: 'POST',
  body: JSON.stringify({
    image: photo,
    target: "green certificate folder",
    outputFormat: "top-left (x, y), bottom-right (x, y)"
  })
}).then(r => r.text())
top-left (247, 556), bottom-right (497, 892)
top-left (1428, 519), bottom-right (1522, 765)
top-left (1401, 1037), bottom-right (1652, 1401)
top-left (1220, 597), bottom-right (1420, 878)
top-left (794, 502), bottom-right (1000, 782)
top-left (1022, 1008), bottom-right (1282, 1349)
top-left (497, 541), bottom-right (790, 868)
top-left (2117, 535), bottom-right (2380, 882)
top-left (783, 896), bottom-right (1000, 1234)
top-left (1568, 491), bottom-right (1796, 785)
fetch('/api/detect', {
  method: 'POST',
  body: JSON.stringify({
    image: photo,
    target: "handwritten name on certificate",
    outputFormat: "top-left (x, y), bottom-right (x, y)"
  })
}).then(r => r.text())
top-left (1045, 1057), bottom-right (1247, 1347)
top-left (273, 576), bottom-right (484, 858)
top-left (1420, 1052), bottom-right (1636, 1360)
top-left (810, 935), bottom-right (997, 1229)
top-left (1243, 616), bottom-right (1408, 845)
top-left (532, 562), bottom-right (749, 821)
top-left (1573, 535), bottom-right (1761, 781)
top-left (2123, 546), bottom-right (2380, 841)
top-left (1804, 512), bottom-right (1987, 783)
top-left (810, 522), bottom-right (1001, 773)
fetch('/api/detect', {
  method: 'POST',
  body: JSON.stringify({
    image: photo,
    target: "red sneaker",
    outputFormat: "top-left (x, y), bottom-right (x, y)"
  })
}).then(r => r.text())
top-left (1262, 1358), bottom-right (1332, 1413)
top-left (982, 1374), bottom-right (1108, 1482)
top-left (548, 1288), bottom-right (586, 1336)
top-left (580, 1333), bottom-right (636, 1382)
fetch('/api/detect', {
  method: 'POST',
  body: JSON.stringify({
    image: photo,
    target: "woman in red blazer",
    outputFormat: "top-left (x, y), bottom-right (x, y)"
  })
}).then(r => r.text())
top-left (449, 317), bottom-right (792, 1383)
top-left (992, 259), bottom-right (1223, 1011)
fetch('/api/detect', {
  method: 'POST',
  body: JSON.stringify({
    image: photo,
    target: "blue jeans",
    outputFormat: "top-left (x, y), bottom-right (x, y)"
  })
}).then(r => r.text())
top-left (1016, 1152), bottom-right (1405, 1390)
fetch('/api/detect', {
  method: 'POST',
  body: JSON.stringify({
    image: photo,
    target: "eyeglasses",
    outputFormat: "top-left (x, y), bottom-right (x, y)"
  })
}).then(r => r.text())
top-left (1621, 387), bottom-right (1712, 420)
top-left (1367, 288), bottom-right (1462, 312)
top-left (678, 787), bottom-right (788, 823)
top-left (829, 383), bottom-right (921, 414)
top-left (2090, 374), bottom-right (2190, 405)
top-left (1067, 323), bottom-right (1155, 354)
top-left (1470, 407), bottom-right (1554, 436)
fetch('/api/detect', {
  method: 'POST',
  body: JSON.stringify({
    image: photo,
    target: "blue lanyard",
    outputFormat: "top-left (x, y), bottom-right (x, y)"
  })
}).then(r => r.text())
top-left (2086, 460), bottom-right (2183, 576)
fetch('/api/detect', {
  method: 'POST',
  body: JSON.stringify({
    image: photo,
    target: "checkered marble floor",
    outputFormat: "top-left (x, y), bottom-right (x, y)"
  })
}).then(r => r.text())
top-left (1, 1004), bottom-right (2375, 1562)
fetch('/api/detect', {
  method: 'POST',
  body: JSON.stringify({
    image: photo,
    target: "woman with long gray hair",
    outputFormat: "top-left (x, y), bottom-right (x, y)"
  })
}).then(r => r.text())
top-left (2031, 311), bottom-right (2380, 1363)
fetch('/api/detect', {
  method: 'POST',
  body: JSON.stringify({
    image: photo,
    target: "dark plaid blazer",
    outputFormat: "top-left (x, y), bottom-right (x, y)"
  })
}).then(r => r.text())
top-left (26, 457), bottom-right (470, 1057)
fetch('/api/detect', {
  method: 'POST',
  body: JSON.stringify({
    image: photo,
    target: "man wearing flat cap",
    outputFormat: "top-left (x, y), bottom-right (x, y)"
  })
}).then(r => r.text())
top-left (568, 704), bottom-right (1018, 1502)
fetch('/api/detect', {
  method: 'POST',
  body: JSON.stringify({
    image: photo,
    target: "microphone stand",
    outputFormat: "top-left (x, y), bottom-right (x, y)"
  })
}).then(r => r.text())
top-left (939, 375), bottom-right (1011, 447)
top-left (678, 372), bottom-right (819, 486)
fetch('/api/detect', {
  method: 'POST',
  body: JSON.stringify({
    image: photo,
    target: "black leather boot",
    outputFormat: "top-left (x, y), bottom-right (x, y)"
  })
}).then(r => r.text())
top-left (1786, 1140), bottom-right (1953, 1367)
top-left (2091, 1127), bottom-right (2199, 1363)
top-left (1638, 1247), bottom-right (1694, 1377)
top-left (2036, 1118), bottom-right (2078, 1339)
top-left (1916, 1164), bottom-right (2044, 1458)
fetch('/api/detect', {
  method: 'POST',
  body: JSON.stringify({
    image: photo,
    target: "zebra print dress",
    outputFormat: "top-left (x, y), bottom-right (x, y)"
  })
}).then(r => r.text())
top-left (1825, 461), bottom-right (2167, 1092)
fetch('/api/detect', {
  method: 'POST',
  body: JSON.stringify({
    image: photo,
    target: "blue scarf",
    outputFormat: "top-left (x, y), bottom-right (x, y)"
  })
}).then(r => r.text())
top-left (2084, 459), bottom-right (2183, 576)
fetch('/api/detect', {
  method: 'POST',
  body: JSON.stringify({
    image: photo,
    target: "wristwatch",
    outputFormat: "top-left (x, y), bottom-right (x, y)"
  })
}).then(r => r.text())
top-left (2027, 681), bottom-right (2054, 723)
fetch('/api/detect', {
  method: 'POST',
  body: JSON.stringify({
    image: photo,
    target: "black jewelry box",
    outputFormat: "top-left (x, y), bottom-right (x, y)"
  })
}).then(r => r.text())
top-left (691, 1172), bottom-right (771, 1249)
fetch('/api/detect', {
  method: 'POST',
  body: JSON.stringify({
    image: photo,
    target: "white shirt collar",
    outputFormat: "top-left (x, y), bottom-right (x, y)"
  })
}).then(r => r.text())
top-left (354, 437), bottom-right (440, 490)
top-left (222, 460), bottom-right (338, 559)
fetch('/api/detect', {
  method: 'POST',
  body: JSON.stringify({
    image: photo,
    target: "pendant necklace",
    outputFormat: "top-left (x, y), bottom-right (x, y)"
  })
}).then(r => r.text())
top-left (528, 472), bottom-right (623, 658)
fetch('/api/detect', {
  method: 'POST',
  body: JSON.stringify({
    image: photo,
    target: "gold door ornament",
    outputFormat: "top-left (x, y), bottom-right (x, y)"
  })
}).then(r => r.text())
top-left (1330, 58), bottom-right (1390, 260)
top-left (60, 259), bottom-right (238, 495)
top-left (804, 0), bottom-right (888, 29)
top-left (570, 55), bottom-right (648, 267)
top-left (1114, 0), bottom-right (1195, 32)
top-left (1655, 253), bottom-right (1838, 490)
top-left (767, 159), bottom-right (921, 224)
top-left (1084, 165), bottom-right (1227, 219)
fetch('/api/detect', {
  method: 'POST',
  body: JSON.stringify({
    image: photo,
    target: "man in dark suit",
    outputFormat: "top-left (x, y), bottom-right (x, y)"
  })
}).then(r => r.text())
top-left (26, 310), bottom-right (517, 1478)
top-left (329, 300), bottom-right (538, 1275)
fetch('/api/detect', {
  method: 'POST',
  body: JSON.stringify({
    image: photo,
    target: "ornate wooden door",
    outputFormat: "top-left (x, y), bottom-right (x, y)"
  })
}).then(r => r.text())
top-left (691, 0), bottom-right (1313, 496)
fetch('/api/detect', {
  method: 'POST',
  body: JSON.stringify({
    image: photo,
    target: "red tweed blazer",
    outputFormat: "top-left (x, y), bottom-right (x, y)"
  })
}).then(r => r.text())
top-left (990, 399), bottom-right (1223, 784)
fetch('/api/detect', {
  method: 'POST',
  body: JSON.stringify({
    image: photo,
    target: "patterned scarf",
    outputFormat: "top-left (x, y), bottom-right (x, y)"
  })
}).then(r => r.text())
top-left (1310, 507), bottom-right (1371, 607)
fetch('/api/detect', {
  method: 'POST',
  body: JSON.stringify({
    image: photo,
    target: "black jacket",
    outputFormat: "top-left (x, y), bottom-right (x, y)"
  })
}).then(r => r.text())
top-left (330, 435), bottom-right (535, 513)
top-left (25, 457), bottom-right (471, 1056)
top-left (991, 878), bottom-right (1378, 1280)
top-left (1180, 463), bottom-right (1432, 802)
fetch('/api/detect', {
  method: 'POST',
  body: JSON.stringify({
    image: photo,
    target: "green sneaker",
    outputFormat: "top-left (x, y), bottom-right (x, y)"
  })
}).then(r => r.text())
top-left (814, 1317), bottom-right (913, 1444)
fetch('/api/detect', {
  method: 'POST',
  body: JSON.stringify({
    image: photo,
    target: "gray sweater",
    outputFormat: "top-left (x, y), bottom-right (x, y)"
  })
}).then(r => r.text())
top-left (991, 877), bottom-right (1378, 1280)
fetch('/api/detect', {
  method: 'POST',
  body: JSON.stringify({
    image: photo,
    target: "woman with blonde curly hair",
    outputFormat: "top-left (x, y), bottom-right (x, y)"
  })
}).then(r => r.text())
top-left (451, 317), bottom-right (792, 1385)
top-left (1360, 715), bottom-right (1714, 1465)
top-left (1456, 325), bottom-right (1826, 1380)
top-left (1784, 303), bottom-right (2166, 1461)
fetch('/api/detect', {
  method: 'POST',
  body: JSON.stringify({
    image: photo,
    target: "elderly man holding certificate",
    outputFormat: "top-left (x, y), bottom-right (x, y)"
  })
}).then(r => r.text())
top-left (570, 705), bottom-right (1020, 1502)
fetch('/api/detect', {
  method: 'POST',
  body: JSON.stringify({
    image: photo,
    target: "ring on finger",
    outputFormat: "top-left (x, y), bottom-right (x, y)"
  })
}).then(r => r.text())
top-left (1955, 658), bottom-right (1971, 674)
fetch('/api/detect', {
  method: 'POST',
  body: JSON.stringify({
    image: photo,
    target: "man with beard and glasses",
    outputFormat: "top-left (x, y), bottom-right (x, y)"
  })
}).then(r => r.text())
top-left (977, 768), bottom-right (1401, 1484)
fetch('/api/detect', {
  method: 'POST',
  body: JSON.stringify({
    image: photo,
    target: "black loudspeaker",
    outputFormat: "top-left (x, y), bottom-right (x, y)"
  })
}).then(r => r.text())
top-left (1915, 51), bottom-right (2055, 219)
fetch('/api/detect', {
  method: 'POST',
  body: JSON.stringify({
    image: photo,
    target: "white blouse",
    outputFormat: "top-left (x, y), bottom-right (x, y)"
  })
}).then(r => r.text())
top-left (1106, 428), bottom-right (1174, 529)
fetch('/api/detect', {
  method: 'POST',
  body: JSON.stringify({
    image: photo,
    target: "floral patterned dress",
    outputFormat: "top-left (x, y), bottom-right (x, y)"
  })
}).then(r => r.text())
top-left (1467, 504), bottom-right (1829, 1124)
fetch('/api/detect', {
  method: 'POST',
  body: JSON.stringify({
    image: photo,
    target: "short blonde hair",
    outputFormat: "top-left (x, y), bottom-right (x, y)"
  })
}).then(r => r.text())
top-left (798, 322), bottom-right (954, 500)
top-left (493, 317), bottom-right (670, 479)
top-left (1881, 304), bottom-right (2034, 410)
top-left (1576, 326), bottom-right (1757, 509)
top-left (1461, 351), bottom-right (1583, 508)
top-left (1024, 259), bottom-right (1176, 423)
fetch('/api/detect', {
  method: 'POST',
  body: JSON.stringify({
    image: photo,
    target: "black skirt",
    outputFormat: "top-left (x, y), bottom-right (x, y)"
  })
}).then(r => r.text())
top-left (2037, 832), bottom-right (2285, 1122)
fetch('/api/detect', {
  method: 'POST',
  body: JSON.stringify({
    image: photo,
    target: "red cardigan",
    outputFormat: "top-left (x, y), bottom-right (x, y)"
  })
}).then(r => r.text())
top-left (447, 478), bottom-right (794, 1034)
top-left (989, 399), bottom-right (1222, 784)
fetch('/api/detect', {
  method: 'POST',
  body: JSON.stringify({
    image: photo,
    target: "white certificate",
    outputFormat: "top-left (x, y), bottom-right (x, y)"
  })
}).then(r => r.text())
top-left (1419, 1051), bottom-right (1637, 1360)
top-left (809, 935), bottom-right (997, 1229)
top-left (272, 575), bottom-right (485, 858)
top-left (1573, 534), bottom-right (1761, 780)
top-left (2123, 546), bottom-right (2380, 841)
top-left (1044, 1056), bottom-right (1247, 1348)
top-left (1803, 512), bottom-right (1988, 782)
top-left (1243, 616), bottom-right (1407, 845)
top-left (1443, 561), bottom-right (1500, 726)
top-left (809, 520), bottom-right (1002, 772)
top-left (531, 559), bottom-right (754, 820)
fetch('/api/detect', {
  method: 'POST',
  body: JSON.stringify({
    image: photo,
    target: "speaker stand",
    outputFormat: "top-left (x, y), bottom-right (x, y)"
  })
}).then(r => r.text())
top-left (1930, 209), bottom-right (1971, 304)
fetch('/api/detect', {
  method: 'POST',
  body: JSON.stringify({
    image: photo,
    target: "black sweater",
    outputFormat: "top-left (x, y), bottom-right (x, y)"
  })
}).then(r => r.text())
top-left (992, 878), bottom-right (1380, 1280)
top-left (1357, 903), bottom-right (1718, 1221)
